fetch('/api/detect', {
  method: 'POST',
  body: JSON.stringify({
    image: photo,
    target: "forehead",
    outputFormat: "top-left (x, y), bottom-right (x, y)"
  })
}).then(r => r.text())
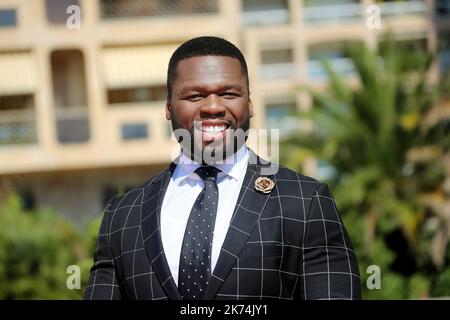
top-left (173, 56), bottom-right (245, 87)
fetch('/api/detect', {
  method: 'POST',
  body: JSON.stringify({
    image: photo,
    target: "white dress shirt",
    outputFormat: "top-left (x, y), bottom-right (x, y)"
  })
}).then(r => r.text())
top-left (160, 145), bottom-right (249, 286)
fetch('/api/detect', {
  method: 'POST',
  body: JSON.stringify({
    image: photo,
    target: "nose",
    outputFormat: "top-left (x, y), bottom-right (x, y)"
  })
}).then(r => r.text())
top-left (199, 94), bottom-right (226, 118)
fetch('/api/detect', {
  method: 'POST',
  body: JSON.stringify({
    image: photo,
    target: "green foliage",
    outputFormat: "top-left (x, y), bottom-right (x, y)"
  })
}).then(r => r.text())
top-left (0, 194), bottom-right (101, 299)
top-left (283, 35), bottom-right (450, 299)
top-left (432, 267), bottom-right (450, 297)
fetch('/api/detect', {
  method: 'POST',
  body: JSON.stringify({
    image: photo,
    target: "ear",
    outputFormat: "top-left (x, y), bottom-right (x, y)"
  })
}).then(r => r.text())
top-left (248, 95), bottom-right (254, 118)
top-left (165, 96), bottom-right (172, 120)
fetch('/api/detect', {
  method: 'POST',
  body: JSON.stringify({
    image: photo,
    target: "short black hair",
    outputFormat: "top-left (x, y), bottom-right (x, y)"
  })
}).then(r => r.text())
top-left (167, 36), bottom-right (249, 98)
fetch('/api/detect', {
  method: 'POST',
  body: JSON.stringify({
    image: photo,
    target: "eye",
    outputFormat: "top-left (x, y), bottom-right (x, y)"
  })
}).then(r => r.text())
top-left (186, 94), bottom-right (203, 102)
top-left (220, 92), bottom-right (240, 99)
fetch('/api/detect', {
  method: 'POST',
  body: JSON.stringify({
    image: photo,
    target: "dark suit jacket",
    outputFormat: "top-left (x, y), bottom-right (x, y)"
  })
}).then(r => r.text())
top-left (84, 150), bottom-right (361, 300)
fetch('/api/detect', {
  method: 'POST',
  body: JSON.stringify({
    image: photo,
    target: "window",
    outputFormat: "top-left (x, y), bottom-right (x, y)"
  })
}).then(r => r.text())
top-left (308, 42), bottom-right (357, 81)
top-left (304, 0), bottom-right (358, 5)
top-left (50, 49), bottom-right (90, 144)
top-left (100, 0), bottom-right (218, 19)
top-left (242, 0), bottom-right (289, 26)
top-left (46, 0), bottom-right (80, 24)
top-left (121, 123), bottom-right (149, 140)
top-left (262, 47), bottom-right (293, 64)
top-left (378, 0), bottom-right (427, 18)
top-left (265, 99), bottom-right (298, 137)
top-left (260, 45), bottom-right (295, 79)
top-left (108, 85), bottom-right (167, 104)
top-left (303, 0), bottom-right (362, 25)
top-left (0, 94), bottom-right (36, 145)
top-left (0, 51), bottom-right (37, 145)
top-left (243, 0), bottom-right (288, 11)
top-left (0, 94), bottom-right (34, 111)
top-left (56, 118), bottom-right (90, 143)
top-left (438, 32), bottom-right (450, 76)
top-left (0, 9), bottom-right (17, 27)
top-left (436, 0), bottom-right (450, 17)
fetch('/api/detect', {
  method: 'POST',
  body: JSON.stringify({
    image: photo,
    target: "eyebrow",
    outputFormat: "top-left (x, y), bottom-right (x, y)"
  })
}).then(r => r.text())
top-left (177, 85), bottom-right (245, 96)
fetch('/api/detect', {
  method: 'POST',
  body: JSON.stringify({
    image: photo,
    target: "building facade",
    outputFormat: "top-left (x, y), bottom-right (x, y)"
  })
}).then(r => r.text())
top-left (0, 0), bottom-right (449, 223)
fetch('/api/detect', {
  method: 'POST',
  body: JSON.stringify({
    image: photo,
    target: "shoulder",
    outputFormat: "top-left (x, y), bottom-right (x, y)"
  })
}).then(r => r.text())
top-left (251, 147), bottom-right (323, 194)
top-left (107, 176), bottom-right (155, 208)
top-left (271, 163), bottom-right (327, 196)
top-left (273, 163), bottom-right (318, 183)
top-left (102, 171), bottom-right (166, 224)
top-left (249, 149), bottom-right (329, 196)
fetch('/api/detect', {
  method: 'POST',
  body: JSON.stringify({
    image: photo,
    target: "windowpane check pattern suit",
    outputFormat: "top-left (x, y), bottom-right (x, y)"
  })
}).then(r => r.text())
top-left (84, 149), bottom-right (361, 300)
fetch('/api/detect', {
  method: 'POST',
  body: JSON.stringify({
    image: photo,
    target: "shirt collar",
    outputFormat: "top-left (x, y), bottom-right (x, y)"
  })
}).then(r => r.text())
top-left (173, 145), bottom-right (249, 185)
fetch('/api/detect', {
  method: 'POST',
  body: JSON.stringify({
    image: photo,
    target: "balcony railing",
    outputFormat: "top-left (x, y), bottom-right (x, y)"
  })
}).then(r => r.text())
top-left (379, 0), bottom-right (427, 17)
top-left (261, 62), bottom-right (296, 79)
top-left (100, 0), bottom-right (218, 19)
top-left (0, 109), bottom-right (36, 145)
top-left (266, 115), bottom-right (298, 138)
top-left (307, 57), bottom-right (356, 81)
top-left (242, 8), bottom-right (290, 26)
top-left (303, 3), bottom-right (363, 24)
top-left (55, 107), bottom-right (90, 144)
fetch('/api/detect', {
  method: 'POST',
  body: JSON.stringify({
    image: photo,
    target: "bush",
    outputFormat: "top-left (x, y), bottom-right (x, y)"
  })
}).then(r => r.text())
top-left (0, 194), bottom-right (101, 299)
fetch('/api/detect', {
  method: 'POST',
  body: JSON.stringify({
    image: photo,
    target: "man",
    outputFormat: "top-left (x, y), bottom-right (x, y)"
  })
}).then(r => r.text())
top-left (84, 36), bottom-right (361, 300)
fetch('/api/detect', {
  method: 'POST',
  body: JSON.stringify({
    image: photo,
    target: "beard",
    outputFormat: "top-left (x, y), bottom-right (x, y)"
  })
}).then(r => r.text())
top-left (170, 114), bottom-right (250, 165)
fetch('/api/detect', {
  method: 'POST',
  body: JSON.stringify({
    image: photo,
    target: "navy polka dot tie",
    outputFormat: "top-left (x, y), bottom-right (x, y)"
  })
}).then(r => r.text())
top-left (178, 166), bottom-right (221, 300)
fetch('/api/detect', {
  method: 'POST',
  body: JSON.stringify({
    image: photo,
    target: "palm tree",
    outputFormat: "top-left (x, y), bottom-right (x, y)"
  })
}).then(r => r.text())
top-left (281, 35), bottom-right (450, 298)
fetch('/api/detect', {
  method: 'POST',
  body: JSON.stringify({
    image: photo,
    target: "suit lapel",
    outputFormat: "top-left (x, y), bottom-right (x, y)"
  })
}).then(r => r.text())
top-left (204, 150), bottom-right (276, 299)
top-left (141, 162), bottom-right (182, 300)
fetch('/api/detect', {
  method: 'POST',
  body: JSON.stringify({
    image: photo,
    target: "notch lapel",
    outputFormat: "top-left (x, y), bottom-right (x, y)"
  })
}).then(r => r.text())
top-left (203, 150), bottom-right (276, 299)
top-left (141, 162), bottom-right (182, 300)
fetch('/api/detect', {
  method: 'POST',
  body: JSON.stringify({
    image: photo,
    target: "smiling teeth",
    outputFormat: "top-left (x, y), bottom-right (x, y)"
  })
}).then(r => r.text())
top-left (203, 125), bottom-right (226, 133)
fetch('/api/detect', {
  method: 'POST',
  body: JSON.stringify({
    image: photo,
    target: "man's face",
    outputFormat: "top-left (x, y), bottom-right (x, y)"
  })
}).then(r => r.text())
top-left (166, 55), bottom-right (253, 163)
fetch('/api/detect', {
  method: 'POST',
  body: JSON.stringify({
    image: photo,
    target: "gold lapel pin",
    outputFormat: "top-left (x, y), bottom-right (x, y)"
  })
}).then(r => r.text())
top-left (254, 177), bottom-right (275, 194)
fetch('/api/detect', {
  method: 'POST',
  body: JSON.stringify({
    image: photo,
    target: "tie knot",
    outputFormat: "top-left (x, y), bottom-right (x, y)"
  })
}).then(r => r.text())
top-left (195, 166), bottom-right (221, 182)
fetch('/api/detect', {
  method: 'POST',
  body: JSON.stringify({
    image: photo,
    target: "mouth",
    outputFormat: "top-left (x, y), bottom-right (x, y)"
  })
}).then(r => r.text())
top-left (195, 120), bottom-right (231, 142)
